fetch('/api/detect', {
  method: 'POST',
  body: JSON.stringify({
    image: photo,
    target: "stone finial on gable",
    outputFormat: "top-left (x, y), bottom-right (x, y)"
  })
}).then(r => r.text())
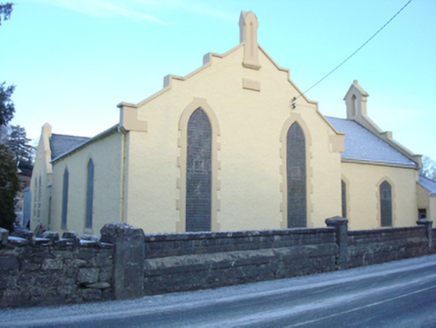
top-left (41, 123), bottom-right (53, 175)
top-left (239, 10), bottom-right (261, 70)
top-left (344, 80), bottom-right (369, 122)
top-left (42, 123), bottom-right (52, 138)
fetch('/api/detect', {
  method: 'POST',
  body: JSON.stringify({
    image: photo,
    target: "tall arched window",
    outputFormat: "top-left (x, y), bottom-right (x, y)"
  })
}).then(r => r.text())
top-left (380, 180), bottom-right (392, 226)
top-left (85, 159), bottom-right (94, 229)
top-left (33, 177), bottom-right (38, 217)
top-left (61, 168), bottom-right (69, 229)
top-left (341, 180), bottom-right (347, 218)
top-left (37, 176), bottom-right (41, 217)
top-left (186, 108), bottom-right (212, 231)
top-left (287, 122), bottom-right (306, 228)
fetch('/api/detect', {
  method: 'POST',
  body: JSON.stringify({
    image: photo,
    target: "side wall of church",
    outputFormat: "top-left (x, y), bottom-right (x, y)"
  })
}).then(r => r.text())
top-left (124, 46), bottom-right (344, 233)
top-left (430, 197), bottom-right (436, 223)
top-left (30, 127), bottom-right (51, 231)
top-left (341, 162), bottom-right (417, 230)
top-left (417, 184), bottom-right (436, 222)
top-left (417, 184), bottom-right (430, 210)
top-left (50, 132), bottom-right (123, 235)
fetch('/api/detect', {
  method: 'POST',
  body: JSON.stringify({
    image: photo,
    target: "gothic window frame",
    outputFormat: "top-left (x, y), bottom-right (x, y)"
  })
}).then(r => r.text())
top-left (280, 116), bottom-right (311, 229)
top-left (185, 108), bottom-right (212, 232)
top-left (61, 167), bottom-right (69, 230)
top-left (37, 175), bottom-right (42, 218)
top-left (177, 98), bottom-right (220, 232)
top-left (341, 178), bottom-right (349, 219)
top-left (33, 176), bottom-right (38, 217)
top-left (286, 122), bottom-right (307, 228)
top-left (379, 179), bottom-right (393, 227)
top-left (85, 158), bottom-right (95, 230)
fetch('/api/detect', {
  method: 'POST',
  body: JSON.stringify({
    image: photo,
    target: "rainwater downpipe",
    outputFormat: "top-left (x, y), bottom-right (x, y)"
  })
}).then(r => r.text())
top-left (118, 125), bottom-right (127, 222)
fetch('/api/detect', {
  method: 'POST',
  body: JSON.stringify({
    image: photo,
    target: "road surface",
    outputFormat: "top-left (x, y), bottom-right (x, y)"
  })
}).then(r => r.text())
top-left (1, 254), bottom-right (436, 327)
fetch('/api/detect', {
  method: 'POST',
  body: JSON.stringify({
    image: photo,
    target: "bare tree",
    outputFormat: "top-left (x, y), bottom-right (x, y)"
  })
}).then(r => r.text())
top-left (420, 156), bottom-right (436, 181)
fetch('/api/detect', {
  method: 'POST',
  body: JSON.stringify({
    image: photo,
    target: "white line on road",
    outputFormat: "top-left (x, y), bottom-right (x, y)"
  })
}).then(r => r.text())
top-left (220, 273), bottom-right (436, 328)
top-left (289, 285), bottom-right (436, 327)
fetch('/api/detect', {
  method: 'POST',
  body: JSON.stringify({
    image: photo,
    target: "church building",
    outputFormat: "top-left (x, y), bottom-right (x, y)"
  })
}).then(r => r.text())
top-left (30, 11), bottom-right (430, 236)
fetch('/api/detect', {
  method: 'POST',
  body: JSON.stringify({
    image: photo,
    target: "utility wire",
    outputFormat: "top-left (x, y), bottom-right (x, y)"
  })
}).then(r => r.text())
top-left (294, 0), bottom-right (413, 102)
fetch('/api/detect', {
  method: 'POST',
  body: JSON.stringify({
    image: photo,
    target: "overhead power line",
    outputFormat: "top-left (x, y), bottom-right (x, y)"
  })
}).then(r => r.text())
top-left (294, 0), bottom-right (413, 103)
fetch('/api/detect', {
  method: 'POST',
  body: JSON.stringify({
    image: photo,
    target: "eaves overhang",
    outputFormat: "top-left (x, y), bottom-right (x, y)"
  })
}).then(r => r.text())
top-left (341, 157), bottom-right (417, 169)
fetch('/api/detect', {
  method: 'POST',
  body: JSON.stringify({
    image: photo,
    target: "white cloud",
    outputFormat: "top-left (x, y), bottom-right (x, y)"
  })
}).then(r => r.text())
top-left (160, 0), bottom-right (236, 21)
top-left (36, 0), bottom-right (171, 25)
top-left (34, 0), bottom-right (235, 24)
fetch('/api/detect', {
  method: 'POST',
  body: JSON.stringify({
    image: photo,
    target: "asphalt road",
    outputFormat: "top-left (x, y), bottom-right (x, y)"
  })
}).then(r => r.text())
top-left (2, 254), bottom-right (436, 328)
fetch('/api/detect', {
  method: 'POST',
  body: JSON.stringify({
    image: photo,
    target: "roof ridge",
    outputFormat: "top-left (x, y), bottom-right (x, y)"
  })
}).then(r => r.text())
top-left (51, 133), bottom-right (91, 139)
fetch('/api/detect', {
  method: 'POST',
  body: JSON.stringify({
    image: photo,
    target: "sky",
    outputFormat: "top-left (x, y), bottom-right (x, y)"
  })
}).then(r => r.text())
top-left (1, 0), bottom-right (435, 160)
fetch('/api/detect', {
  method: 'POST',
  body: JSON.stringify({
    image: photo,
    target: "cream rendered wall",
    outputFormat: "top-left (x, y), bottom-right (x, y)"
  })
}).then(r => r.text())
top-left (51, 132), bottom-right (123, 236)
top-left (430, 197), bottom-right (436, 222)
top-left (417, 184), bottom-right (429, 210)
top-left (342, 162), bottom-right (417, 230)
top-left (124, 45), bottom-right (344, 233)
top-left (417, 184), bottom-right (436, 222)
top-left (30, 124), bottom-right (52, 231)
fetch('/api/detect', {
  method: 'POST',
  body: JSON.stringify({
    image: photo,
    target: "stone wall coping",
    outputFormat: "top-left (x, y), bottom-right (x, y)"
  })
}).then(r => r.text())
top-left (7, 236), bottom-right (30, 246)
top-left (2, 236), bottom-right (114, 249)
top-left (144, 227), bottom-right (335, 242)
top-left (417, 218), bottom-right (433, 224)
top-left (349, 225), bottom-right (424, 236)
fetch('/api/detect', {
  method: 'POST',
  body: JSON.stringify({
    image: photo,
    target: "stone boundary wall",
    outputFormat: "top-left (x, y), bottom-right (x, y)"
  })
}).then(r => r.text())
top-left (143, 228), bottom-right (338, 294)
top-left (0, 218), bottom-right (434, 308)
top-left (346, 226), bottom-right (428, 268)
top-left (433, 228), bottom-right (436, 253)
top-left (0, 231), bottom-right (114, 308)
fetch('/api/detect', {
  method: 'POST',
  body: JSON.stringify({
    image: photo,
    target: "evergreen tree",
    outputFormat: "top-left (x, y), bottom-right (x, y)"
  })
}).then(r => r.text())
top-left (1, 3), bottom-right (15, 126)
top-left (0, 2), bottom-right (19, 232)
top-left (0, 2), bottom-right (13, 25)
top-left (0, 144), bottom-right (19, 231)
top-left (7, 125), bottom-right (35, 164)
top-left (0, 82), bottom-right (15, 126)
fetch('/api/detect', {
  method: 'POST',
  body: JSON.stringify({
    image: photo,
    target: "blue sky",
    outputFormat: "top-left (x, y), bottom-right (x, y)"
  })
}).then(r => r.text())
top-left (1, 0), bottom-right (435, 160)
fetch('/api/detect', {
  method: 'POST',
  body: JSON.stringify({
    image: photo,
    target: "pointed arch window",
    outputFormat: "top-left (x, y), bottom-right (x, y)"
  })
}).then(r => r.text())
top-left (380, 180), bottom-right (392, 227)
top-left (341, 180), bottom-right (347, 218)
top-left (186, 108), bottom-right (212, 231)
top-left (287, 122), bottom-right (306, 228)
top-left (33, 177), bottom-right (38, 217)
top-left (85, 159), bottom-right (94, 229)
top-left (37, 176), bottom-right (41, 217)
top-left (61, 168), bottom-right (69, 229)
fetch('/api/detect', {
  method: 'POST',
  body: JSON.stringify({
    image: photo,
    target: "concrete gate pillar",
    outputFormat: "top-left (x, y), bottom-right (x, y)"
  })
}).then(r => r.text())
top-left (325, 216), bottom-right (349, 269)
top-left (417, 218), bottom-right (433, 252)
top-left (100, 222), bottom-right (145, 300)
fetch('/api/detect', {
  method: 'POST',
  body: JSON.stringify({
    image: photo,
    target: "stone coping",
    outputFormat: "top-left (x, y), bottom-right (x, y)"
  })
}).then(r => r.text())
top-left (143, 227), bottom-right (335, 242)
top-left (349, 226), bottom-right (424, 236)
top-left (3, 235), bottom-right (113, 249)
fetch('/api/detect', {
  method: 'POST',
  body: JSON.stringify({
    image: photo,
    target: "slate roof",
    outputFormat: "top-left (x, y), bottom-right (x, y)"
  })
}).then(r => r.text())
top-left (325, 116), bottom-right (416, 167)
top-left (418, 176), bottom-right (436, 195)
top-left (50, 134), bottom-right (91, 160)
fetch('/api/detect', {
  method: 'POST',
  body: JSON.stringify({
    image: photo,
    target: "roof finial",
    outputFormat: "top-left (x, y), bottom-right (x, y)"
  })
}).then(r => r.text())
top-left (239, 10), bottom-right (261, 70)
